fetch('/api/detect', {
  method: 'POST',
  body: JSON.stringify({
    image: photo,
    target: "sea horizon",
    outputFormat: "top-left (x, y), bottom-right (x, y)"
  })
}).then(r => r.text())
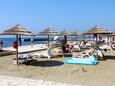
top-left (0, 36), bottom-right (94, 48)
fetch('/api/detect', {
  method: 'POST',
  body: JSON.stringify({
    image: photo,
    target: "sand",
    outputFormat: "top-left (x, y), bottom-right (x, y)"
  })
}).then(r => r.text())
top-left (0, 75), bottom-right (81, 86)
top-left (3, 44), bottom-right (48, 53)
top-left (0, 50), bottom-right (115, 86)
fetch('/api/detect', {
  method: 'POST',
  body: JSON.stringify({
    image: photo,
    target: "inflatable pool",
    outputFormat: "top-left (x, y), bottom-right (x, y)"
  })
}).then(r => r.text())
top-left (64, 55), bottom-right (97, 65)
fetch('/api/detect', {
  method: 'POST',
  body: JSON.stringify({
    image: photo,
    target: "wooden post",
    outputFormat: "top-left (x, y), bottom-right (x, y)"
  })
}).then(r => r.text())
top-left (84, 35), bottom-right (85, 42)
top-left (76, 35), bottom-right (78, 43)
top-left (19, 35), bottom-right (22, 46)
top-left (16, 35), bottom-right (19, 65)
top-left (48, 35), bottom-right (49, 47)
top-left (89, 35), bottom-right (90, 42)
top-left (64, 35), bottom-right (67, 43)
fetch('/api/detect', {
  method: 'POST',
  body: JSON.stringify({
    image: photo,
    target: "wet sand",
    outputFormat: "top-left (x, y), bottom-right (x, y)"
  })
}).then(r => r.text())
top-left (0, 50), bottom-right (115, 86)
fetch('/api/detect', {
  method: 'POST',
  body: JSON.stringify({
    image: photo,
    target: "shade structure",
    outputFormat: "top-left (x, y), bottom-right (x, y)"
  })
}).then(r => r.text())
top-left (84, 25), bottom-right (112, 35)
top-left (37, 27), bottom-right (59, 47)
top-left (74, 32), bottom-right (83, 36)
top-left (38, 28), bottom-right (59, 36)
top-left (59, 29), bottom-right (74, 36)
top-left (0, 24), bottom-right (34, 65)
top-left (108, 32), bottom-right (115, 42)
top-left (73, 32), bottom-right (83, 42)
top-left (84, 25), bottom-right (113, 42)
top-left (0, 24), bottom-right (34, 35)
top-left (108, 32), bottom-right (115, 36)
top-left (59, 29), bottom-right (74, 43)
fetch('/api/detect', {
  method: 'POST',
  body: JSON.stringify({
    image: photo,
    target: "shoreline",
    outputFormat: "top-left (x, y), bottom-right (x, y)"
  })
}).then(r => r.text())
top-left (0, 44), bottom-right (48, 56)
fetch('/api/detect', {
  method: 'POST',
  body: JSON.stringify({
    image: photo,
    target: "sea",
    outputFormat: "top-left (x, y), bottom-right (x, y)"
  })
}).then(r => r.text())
top-left (0, 36), bottom-right (94, 48)
top-left (0, 37), bottom-right (44, 48)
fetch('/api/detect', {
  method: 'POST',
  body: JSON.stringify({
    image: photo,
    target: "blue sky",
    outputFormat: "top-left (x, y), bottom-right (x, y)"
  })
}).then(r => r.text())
top-left (0, 0), bottom-right (115, 33)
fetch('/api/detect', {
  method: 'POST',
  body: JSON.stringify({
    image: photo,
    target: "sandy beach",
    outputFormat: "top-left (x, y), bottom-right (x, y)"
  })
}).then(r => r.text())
top-left (0, 0), bottom-right (115, 85)
top-left (0, 75), bottom-right (81, 86)
top-left (0, 50), bottom-right (115, 86)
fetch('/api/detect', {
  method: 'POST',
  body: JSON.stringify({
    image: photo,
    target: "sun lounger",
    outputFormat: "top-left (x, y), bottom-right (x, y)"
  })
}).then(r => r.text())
top-left (111, 43), bottom-right (115, 49)
top-left (99, 45), bottom-right (112, 51)
top-left (48, 45), bottom-right (73, 58)
top-left (32, 48), bottom-right (51, 59)
top-left (13, 54), bottom-right (33, 64)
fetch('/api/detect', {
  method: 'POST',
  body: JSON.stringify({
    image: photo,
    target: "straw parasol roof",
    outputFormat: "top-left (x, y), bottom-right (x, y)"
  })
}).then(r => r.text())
top-left (74, 32), bottom-right (83, 36)
top-left (37, 27), bottom-right (59, 47)
top-left (59, 29), bottom-right (74, 36)
top-left (108, 32), bottom-right (115, 36)
top-left (59, 29), bottom-right (74, 44)
top-left (84, 25), bottom-right (112, 35)
top-left (37, 27), bottom-right (59, 36)
top-left (0, 24), bottom-right (34, 65)
top-left (0, 24), bottom-right (34, 35)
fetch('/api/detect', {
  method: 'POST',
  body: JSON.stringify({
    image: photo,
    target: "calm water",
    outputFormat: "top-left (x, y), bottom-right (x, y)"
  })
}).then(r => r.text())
top-left (0, 38), bottom-right (42, 48)
top-left (0, 36), bottom-right (94, 48)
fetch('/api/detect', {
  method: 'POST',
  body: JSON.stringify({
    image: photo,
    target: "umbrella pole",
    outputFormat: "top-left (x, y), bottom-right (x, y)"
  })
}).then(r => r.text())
top-left (84, 35), bottom-right (85, 42)
top-left (19, 35), bottom-right (22, 46)
top-left (64, 35), bottom-right (67, 43)
top-left (89, 35), bottom-right (90, 42)
top-left (76, 35), bottom-right (78, 44)
top-left (48, 35), bottom-right (49, 47)
top-left (16, 35), bottom-right (19, 65)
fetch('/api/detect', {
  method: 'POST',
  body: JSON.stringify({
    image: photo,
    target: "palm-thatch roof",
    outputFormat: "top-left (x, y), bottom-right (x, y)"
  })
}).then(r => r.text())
top-left (84, 25), bottom-right (112, 35)
top-left (0, 24), bottom-right (34, 35)
top-left (37, 28), bottom-right (59, 36)
top-left (74, 32), bottom-right (83, 36)
top-left (108, 32), bottom-right (115, 36)
top-left (59, 29), bottom-right (74, 36)
top-left (37, 27), bottom-right (59, 47)
top-left (0, 24), bottom-right (34, 65)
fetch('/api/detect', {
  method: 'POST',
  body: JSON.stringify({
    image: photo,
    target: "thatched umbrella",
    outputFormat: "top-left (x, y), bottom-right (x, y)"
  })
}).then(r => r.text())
top-left (107, 32), bottom-right (115, 42)
top-left (59, 29), bottom-right (74, 43)
top-left (74, 32), bottom-right (83, 42)
top-left (84, 25), bottom-right (112, 34)
top-left (0, 24), bottom-right (34, 65)
top-left (84, 25), bottom-right (112, 42)
top-left (37, 28), bottom-right (59, 47)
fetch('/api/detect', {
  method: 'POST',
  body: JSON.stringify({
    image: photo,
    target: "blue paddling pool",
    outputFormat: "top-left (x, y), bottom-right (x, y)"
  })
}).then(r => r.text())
top-left (64, 55), bottom-right (97, 65)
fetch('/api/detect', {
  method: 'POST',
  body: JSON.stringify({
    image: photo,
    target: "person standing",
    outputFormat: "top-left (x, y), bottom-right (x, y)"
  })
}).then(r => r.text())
top-left (0, 39), bottom-right (3, 51)
top-left (31, 38), bottom-right (34, 47)
top-left (13, 40), bottom-right (18, 49)
top-left (61, 39), bottom-right (67, 53)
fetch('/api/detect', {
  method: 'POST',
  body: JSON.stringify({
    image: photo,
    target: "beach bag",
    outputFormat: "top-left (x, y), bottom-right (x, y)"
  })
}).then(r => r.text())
top-left (13, 41), bottom-right (18, 49)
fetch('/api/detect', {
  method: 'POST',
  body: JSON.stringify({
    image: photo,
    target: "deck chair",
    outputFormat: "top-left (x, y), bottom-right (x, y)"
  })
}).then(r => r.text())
top-left (32, 48), bottom-right (51, 59)
top-left (99, 44), bottom-right (112, 51)
top-left (13, 54), bottom-right (33, 64)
